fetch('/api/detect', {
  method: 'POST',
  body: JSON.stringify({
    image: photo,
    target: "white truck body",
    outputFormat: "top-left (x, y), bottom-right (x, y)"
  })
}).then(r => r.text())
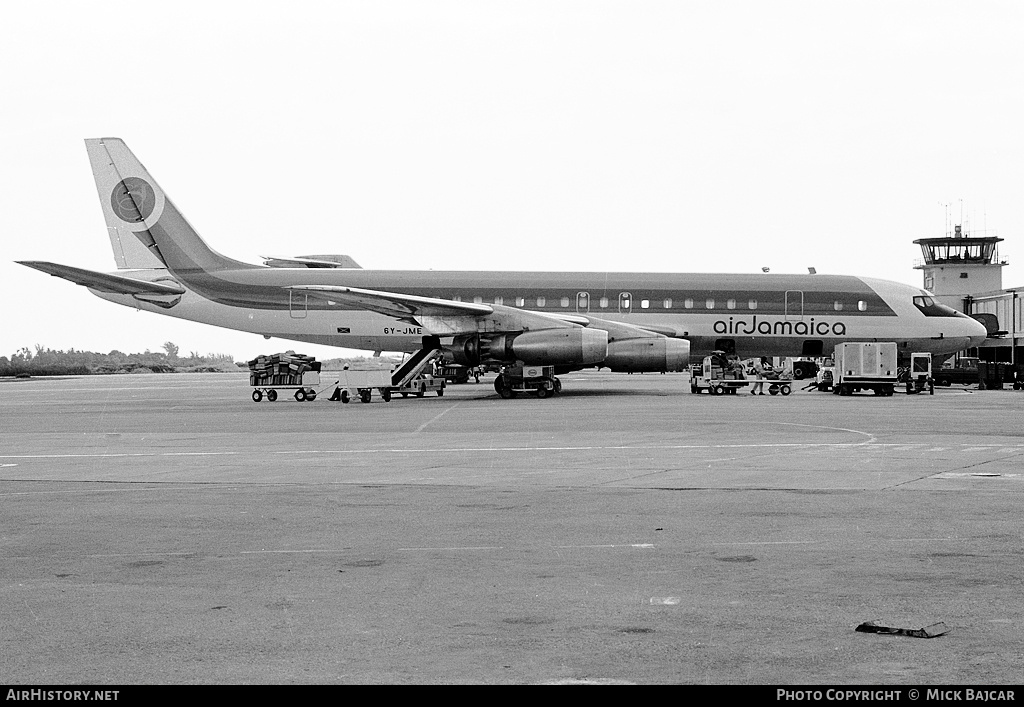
top-left (833, 342), bottom-right (898, 396)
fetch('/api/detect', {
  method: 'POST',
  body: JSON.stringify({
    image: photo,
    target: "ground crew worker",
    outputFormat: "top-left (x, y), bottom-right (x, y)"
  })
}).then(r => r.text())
top-left (751, 357), bottom-right (767, 395)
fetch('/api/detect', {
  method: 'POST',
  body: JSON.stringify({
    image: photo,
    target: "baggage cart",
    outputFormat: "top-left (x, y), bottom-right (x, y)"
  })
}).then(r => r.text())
top-left (690, 354), bottom-right (791, 396)
top-left (327, 369), bottom-right (394, 403)
top-left (251, 370), bottom-right (324, 402)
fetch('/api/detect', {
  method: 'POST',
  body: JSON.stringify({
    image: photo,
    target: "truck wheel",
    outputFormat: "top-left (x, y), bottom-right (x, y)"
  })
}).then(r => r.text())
top-left (252, 389), bottom-right (263, 402)
top-left (437, 388), bottom-right (444, 397)
top-left (382, 389), bottom-right (392, 402)
top-left (341, 390), bottom-right (350, 404)
top-left (780, 385), bottom-right (791, 396)
top-left (306, 390), bottom-right (316, 401)
top-left (294, 389), bottom-right (306, 402)
top-left (537, 384), bottom-right (551, 399)
top-left (267, 389), bottom-right (278, 402)
top-left (360, 390), bottom-right (372, 403)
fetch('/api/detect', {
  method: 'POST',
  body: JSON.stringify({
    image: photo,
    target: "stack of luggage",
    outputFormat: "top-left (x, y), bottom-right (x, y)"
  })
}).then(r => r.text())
top-left (248, 351), bottom-right (321, 386)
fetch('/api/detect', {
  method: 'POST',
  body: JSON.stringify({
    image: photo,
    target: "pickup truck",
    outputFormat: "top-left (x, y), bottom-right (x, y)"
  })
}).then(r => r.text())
top-left (933, 357), bottom-right (979, 386)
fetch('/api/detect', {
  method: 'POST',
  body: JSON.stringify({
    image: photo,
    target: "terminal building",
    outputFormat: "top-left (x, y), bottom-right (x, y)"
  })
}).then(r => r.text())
top-left (914, 225), bottom-right (1021, 370)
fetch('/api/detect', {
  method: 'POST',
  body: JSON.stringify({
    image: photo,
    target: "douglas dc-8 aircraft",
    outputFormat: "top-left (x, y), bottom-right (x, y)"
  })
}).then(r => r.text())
top-left (19, 138), bottom-right (987, 394)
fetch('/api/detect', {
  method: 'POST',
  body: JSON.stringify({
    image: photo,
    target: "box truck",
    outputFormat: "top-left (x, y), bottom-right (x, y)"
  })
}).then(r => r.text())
top-left (832, 342), bottom-right (898, 397)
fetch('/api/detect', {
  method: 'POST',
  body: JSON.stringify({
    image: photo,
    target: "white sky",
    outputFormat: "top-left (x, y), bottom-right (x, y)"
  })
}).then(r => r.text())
top-left (3, 1), bottom-right (1023, 362)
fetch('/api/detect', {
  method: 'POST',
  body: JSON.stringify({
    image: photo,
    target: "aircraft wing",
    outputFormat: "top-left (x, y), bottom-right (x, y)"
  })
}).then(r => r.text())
top-left (288, 284), bottom-right (589, 336)
top-left (17, 261), bottom-right (185, 296)
top-left (544, 312), bottom-right (687, 339)
top-left (262, 254), bottom-right (362, 269)
top-left (287, 284), bottom-right (494, 319)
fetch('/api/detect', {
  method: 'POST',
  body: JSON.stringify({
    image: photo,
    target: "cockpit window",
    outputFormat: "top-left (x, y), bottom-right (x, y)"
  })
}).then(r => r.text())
top-left (913, 295), bottom-right (967, 318)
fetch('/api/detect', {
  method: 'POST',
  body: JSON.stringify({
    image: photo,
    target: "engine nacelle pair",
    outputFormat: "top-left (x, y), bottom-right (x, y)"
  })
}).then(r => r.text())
top-left (449, 328), bottom-right (688, 372)
top-left (601, 337), bottom-right (690, 373)
top-left (451, 328), bottom-right (608, 366)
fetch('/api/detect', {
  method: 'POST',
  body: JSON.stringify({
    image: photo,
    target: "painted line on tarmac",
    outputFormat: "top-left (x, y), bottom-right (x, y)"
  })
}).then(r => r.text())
top-left (6, 442), bottom-right (1023, 462)
top-left (272, 442), bottom-right (874, 455)
top-left (413, 403), bottom-right (460, 434)
top-left (0, 452), bottom-right (240, 459)
top-left (396, 546), bottom-right (504, 551)
top-left (553, 543), bottom-right (655, 549)
top-left (710, 540), bottom-right (818, 545)
top-left (0, 443), bottom-right (865, 460)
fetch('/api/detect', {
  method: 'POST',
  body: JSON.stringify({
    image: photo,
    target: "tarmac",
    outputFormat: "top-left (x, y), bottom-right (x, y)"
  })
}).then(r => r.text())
top-left (1, 370), bottom-right (1022, 685)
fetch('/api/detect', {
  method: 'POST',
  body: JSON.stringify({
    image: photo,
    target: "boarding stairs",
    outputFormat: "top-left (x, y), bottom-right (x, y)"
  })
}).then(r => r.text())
top-left (390, 345), bottom-right (444, 388)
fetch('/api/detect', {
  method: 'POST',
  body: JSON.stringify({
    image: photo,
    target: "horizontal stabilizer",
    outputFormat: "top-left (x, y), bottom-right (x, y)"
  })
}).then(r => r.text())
top-left (17, 261), bottom-right (185, 296)
top-left (287, 284), bottom-right (493, 319)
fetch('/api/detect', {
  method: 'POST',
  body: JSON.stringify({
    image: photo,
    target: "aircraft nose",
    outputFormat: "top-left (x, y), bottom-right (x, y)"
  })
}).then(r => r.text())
top-left (964, 316), bottom-right (989, 348)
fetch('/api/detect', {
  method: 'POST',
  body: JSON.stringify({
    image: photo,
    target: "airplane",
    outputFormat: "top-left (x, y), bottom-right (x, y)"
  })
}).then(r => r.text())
top-left (18, 137), bottom-right (988, 396)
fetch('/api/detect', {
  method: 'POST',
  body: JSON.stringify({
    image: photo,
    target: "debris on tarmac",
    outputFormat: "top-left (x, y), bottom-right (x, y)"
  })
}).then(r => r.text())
top-left (855, 620), bottom-right (949, 638)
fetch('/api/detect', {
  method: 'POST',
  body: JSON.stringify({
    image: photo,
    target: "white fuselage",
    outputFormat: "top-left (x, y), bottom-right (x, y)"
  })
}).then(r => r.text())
top-left (92, 268), bottom-right (987, 362)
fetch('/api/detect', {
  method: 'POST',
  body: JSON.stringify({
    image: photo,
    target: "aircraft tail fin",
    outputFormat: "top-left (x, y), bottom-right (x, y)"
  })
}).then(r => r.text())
top-left (86, 138), bottom-right (250, 272)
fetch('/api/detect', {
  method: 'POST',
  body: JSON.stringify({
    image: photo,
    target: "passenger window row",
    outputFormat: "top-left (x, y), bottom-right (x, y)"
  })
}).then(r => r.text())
top-left (449, 293), bottom-right (869, 312)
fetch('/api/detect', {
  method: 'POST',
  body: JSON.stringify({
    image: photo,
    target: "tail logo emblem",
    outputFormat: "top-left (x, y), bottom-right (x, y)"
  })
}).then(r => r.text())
top-left (111, 178), bottom-right (157, 224)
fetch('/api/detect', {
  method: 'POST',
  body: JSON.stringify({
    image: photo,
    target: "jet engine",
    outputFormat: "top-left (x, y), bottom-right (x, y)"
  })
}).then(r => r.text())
top-left (601, 337), bottom-right (690, 373)
top-left (451, 328), bottom-right (608, 366)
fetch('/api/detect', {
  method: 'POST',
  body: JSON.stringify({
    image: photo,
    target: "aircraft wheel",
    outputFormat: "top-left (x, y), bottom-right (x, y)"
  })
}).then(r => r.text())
top-left (252, 389), bottom-right (263, 403)
top-left (341, 390), bottom-right (350, 404)
top-left (267, 389), bottom-right (278, 402)
top-left (294, 389), bottom-right (306, 402)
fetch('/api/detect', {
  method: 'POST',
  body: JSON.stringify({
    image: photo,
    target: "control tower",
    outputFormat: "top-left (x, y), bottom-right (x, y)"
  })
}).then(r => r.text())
top-left (914, 225), bottom-right (1005, 312)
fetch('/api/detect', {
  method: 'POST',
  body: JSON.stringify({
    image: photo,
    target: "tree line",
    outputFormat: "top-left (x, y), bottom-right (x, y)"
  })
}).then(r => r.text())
top-left (1, 342), bottom-right (238, 377)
